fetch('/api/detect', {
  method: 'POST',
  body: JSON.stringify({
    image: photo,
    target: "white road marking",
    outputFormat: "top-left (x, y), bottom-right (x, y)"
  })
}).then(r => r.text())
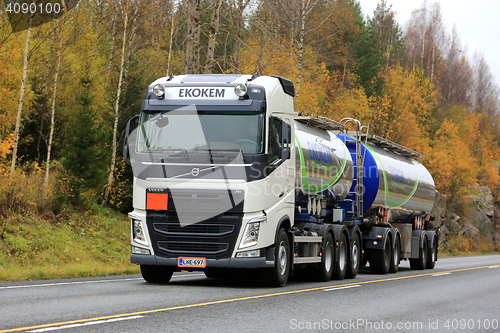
top-left (26, 315), bottom-right (144, 332)
top-left (324, 284), bottom-right (361, 292)
top-left (432, 272), bottom-right (451, 277)
top-left (0, 273), bottom-right (205, 290)
top-left (488, 265), bottom-right (499, 269)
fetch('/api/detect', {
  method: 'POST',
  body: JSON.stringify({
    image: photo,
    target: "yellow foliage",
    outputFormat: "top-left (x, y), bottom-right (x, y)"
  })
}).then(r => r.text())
top-left (0, 161), bottom-right (52, 213)
top-left (367, 65), bottom-right (435, 152)
top-left (239, 37), bottom-right (332, 115)
top-left (326, 87), bottom-right (371, 122)
top-left (425, 120), bottom-right (478, 201)
top-left (0, 133), bottom-right (14, 159)
top-left (0, 28), bottom-right (34, 141)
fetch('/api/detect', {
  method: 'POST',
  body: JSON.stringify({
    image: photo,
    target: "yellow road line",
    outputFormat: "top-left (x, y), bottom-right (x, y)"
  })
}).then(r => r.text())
top-left (1, 264), bottom-right (498, 333)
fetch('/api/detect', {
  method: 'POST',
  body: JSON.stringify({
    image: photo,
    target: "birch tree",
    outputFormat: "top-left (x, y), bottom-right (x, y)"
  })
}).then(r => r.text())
top-left (166, 0), bottom-right (176, 76)
top-left (44, 11), bottom-right (67, 197)
top-left (296, 0), bottom-right (321, 97)
top-left (204, 0), bottom-right (222, 74)
top-left (473, 52), bottom-right (499, 118)
top-left (10, 15), bottom-right (32, 175)
top-left (232, 0), bottom-right (251, 74)
top-left (185, 0), bottom-right (201, 74)
top-left (103, 0), bottom-right (130, 206)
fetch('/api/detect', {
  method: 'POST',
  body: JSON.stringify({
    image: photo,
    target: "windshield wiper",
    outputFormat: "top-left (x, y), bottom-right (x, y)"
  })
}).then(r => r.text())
top-left (194, 148), bottom-right (241, 154)
top-left (148, 148), bottom-right (188, 160)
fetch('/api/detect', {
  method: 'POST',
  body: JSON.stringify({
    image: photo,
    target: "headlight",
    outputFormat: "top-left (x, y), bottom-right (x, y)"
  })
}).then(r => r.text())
top-left (132, 219), bottom-right (148, 246)
top-left (153, 84), bottom-right (165, 98)
top-left (239, 216), bottom-right (265, 249)
top-left (234, 84), bottom-right (247, 97)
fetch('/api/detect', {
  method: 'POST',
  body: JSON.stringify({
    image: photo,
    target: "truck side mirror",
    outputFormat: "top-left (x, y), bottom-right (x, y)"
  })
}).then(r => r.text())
top-left (279, 122), bottom-right (291, 160)
top-left (123, 114), bottom-right (140, 164)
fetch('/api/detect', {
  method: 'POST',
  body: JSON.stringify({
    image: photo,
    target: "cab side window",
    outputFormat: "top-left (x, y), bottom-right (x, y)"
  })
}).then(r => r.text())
top-left (268, 117), bottom-right (282, 164)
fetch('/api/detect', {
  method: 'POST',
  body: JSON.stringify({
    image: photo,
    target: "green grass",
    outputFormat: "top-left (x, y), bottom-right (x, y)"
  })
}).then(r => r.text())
top-left (438, 234), bottom-right (500, 257)
top-left (0, 206), bottom-right (139, 282)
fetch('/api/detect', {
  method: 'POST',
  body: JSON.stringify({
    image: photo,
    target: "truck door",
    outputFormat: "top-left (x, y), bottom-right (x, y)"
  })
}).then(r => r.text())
top-left (265, 115), bottom-right (294, 210)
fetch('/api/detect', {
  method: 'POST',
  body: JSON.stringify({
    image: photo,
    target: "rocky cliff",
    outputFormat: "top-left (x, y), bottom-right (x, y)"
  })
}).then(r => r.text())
top-left (430, 185), bottom-right (500, 252)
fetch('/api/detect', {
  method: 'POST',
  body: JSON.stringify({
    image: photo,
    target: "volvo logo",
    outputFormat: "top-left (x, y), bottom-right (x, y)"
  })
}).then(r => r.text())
top-left (191, 168), bottom-right (200, 177)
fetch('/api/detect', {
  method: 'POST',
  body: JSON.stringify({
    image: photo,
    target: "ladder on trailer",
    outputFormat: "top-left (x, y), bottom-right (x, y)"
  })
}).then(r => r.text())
top-left (341, 118), bottom-right (369, 220)
top-left (293, 113), bottom-right (370, 220)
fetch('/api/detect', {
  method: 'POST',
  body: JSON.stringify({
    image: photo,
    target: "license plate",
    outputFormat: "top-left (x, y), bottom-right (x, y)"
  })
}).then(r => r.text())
top-left (178, 257), bottom-right (206, 268)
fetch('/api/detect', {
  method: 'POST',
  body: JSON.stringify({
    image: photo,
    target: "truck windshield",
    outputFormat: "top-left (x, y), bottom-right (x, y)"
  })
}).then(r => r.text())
top-left (137, 110), bottom-right (265, 155)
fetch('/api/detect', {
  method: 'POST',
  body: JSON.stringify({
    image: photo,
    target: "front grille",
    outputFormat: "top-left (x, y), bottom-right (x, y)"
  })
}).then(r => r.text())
top-left (157, 241), bottom-right (228, 255)
top-left (146, 189), bottom-right (244, 259)
top-left (153, 223), bottom-right (234, 237)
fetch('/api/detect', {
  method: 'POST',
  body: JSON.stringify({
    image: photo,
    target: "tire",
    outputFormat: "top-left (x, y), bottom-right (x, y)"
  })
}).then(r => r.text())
top-left (369, 237), bottom-right (392, 274)
top-left (346, 233), bottom-right (361, 278)
top-left (389, 236), bottom-right (400, 273)
top-left (140, 265), bottom-right (173, 283)
top-left (313, 233), bottom-right (334, 282)
top-left (332, 233), bottom-right (347, 280)
top-left (268, 228), bottom-right (290, 287)
top-left (410, 236), bottom-right (428, 270)
top-left (426, 238), bottom-right (437, 269)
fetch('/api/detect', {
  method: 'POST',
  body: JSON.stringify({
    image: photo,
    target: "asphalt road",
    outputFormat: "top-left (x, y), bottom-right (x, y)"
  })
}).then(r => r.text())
top-left (1, 255), bottom-right (499, 333)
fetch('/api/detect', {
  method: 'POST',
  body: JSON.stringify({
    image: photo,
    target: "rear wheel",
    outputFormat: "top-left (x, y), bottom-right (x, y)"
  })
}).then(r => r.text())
top-left (332, 233), bottom-right (347, 280)
top-left (370, 238), bottom-right (392, 274)
top-left (140, 265), bottom-right (173, 283)
top-left (389, 236), bottom-right (400, 273)
top-left (346, 233), bottom-right (361, 278)
top-left (426, 238), bottom-right (437, 269)
top-left (410, 236), bottom-right (428, 270)
top-left (314, 233), bottom-right (334, 282)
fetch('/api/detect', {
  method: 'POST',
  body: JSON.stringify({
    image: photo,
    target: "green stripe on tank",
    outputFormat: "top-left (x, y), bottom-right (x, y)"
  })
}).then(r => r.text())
top-left (366, 144), bottom-right (419, 208)
top-left (295, 134), bottom-right (347, 193)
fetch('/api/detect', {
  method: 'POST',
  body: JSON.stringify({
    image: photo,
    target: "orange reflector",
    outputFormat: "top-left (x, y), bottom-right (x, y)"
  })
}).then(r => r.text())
top-left (147, 192), bottom-right (169, 210)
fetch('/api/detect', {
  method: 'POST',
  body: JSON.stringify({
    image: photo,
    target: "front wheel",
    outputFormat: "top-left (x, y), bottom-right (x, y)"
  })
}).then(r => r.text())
top-left (140, 265), bottom-right (173, 283)
top-left (267, 229), bottom-right (290, 287)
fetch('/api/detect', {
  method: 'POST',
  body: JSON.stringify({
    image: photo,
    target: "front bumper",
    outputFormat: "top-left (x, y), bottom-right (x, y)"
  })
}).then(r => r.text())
top-left (131, 254), bottom-right (274, 268)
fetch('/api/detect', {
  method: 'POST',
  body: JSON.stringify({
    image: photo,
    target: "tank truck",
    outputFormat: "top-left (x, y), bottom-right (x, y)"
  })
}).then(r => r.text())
top-left (123, 74), bottom-right (438, 286)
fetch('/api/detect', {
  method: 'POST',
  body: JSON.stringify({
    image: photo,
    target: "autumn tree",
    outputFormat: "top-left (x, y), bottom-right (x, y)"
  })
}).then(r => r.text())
top-left (367, 65), bottom-right (435, 152)
top-left (204, 0), bottom-right (222, 73)
top-left (472, 52), bottom-right (499, 119)
top-left (10, 15), bottom-right (33, 175)
top-left (185, 0), bottom-right (201, 73)
top-left (425, 118), bottom-right (477, 208)
top-left (435, 27), bottom-right (473, 108)
top-left (44, 7), bottom-right (67, 196)
top-left (403, 1), bottom-right (445, 80)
